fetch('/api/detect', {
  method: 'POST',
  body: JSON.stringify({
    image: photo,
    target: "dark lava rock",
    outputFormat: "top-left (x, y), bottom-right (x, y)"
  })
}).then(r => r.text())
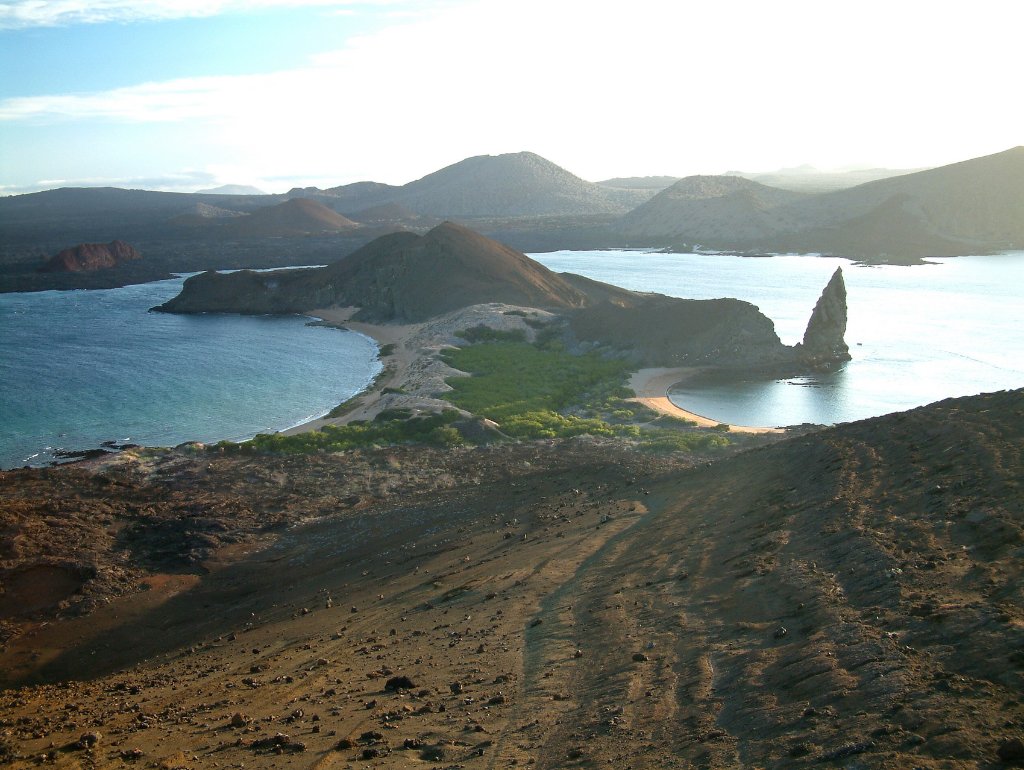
top-left (998, 737), bottom-right (1024, 761)
top-left (420, 745), bottom-right (446, 761)
top-left (819, 740), bottom-right (874, 761)
top-left (385, 675), bottom-right (416, 691)
top-left (74, 732), bottom-right (101, 750)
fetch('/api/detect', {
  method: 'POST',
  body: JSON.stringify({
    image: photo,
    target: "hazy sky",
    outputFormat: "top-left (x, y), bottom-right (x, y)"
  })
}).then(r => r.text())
top-left (1, 0), bottom-right (1021, 194)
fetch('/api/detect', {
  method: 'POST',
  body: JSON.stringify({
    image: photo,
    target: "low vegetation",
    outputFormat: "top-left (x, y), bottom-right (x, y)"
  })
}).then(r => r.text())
top-left (216, 408), bottom-right (465, 455)
top-left (454, 325), bottom-right (526, 344)
top-left (441, 341), bottom-right (730, 452)
top-left (216, 331), bottom-right (730, 455)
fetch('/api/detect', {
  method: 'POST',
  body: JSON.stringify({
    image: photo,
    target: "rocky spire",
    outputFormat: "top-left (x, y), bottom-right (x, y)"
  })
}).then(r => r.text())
top-left (799, 267), bottom-right (850, 364)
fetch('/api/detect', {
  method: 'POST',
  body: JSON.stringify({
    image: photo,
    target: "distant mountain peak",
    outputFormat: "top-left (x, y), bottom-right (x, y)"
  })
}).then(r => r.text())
top-left (196, 184), bottom-right (266, 196)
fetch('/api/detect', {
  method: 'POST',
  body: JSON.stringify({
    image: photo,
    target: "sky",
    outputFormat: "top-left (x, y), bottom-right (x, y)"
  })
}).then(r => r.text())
top-left (1, 0), bottom-right (1021, 195)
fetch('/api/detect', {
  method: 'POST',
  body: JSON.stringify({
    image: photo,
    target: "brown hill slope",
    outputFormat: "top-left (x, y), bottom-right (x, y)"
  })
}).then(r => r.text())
top-left (224, 198), bottom-right (359, 237)
top-left (157, 222), bottom-right (590, 320)
top-left (0, 389), bottom-right (1019, 767)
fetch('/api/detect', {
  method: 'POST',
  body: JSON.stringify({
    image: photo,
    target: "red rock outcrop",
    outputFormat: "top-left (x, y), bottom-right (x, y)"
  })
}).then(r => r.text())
top-left (42, 240), bottom-right (141, 272)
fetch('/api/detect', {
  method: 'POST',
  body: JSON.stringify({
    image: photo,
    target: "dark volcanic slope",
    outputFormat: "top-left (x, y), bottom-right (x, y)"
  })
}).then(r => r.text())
top-left (618, 175), bottom-right (806, 245)
top-left (571, 292), bottom-right (787, 367)
top-left (617, 147), bottom-right (1024, 260)
top-left (157, 221), bottom-right (590, 320)
top-left (516, 388), bottom-right (1024, 768)
top-left (0, 389), bottom-right (1019, 768)
top-left (391, 151), bottom-right (647, 217)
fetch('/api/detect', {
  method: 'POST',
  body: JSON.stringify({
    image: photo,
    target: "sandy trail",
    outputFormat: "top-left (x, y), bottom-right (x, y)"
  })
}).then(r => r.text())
top-left (628, 367), bottom-right (784, 434)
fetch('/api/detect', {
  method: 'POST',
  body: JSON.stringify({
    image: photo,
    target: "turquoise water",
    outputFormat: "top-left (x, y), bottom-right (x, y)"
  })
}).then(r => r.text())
top-left (531, 250), bottom-right (1024, 427)
top-left (0, 275), bottom-right (382, 468)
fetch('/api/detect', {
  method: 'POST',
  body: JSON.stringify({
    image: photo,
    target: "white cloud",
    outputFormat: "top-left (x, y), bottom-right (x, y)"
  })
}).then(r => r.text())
top-left (0, 169), bottom-right (220, 195)
top-left (0, 0), bottom-right (398, 29)
top-left (2, 0), bottom-right (1022, 186)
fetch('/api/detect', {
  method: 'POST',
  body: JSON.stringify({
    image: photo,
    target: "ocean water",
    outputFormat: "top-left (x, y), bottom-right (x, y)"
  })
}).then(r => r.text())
top-left (531, 250), bottom-right (1024, 427)
top-left (3, 252), bottom-right (1022, 467)
top-left (0, 275), bottom-right (382, 468)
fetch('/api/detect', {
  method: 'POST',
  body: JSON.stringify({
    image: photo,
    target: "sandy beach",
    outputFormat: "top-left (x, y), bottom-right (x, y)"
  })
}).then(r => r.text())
top-left (284, 307), bottom-right (423, 433)
top-left (628, 367), bottom-right (784, 434)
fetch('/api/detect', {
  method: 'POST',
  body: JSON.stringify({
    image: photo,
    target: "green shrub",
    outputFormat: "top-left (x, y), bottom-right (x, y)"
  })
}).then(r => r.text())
top-left (455, 325), bottom-right (527, 344)
top-left (218, 408), bottom-right (464, 455)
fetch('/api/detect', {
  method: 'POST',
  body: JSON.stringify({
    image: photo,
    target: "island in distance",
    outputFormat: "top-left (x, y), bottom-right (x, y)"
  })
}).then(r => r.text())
top-left (157, 221), bottom-right (849, 372)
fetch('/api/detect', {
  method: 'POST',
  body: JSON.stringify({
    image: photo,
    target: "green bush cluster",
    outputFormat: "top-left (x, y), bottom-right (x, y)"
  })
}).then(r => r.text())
top-left (216, 408), bottom-right (465, 454)
top-left (441, 342), bottom-right (729, 452)
top-left (441, 343), bottom-right (629, 422)
top-left (454, 325), bottom-right (527, 344)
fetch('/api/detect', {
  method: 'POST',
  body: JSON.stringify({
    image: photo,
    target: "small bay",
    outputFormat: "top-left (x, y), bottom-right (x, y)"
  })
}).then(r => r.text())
top-left (0, 275), bottom-right (381, 468)
top-left (531, 250), bottom-right (1024, 427)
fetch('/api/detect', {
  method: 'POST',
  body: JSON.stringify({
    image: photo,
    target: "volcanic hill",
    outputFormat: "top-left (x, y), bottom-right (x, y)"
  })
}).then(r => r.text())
top-left (618, 175), bottom-right (806, 247)
top-left (618, 147), bottom-right (1024, 260)
top-left (157, 222), bottom-right (590, 321)
top-left (40, 240), bottom-right (142, 273)
top-left (223, 198), bottom-right (360, 237)
top-left (387, 151), bottom-right (649, 217)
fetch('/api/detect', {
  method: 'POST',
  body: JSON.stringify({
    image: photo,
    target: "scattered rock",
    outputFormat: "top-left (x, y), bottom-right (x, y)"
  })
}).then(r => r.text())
top-left (230, 712), bottom-right (249, 728)
top-left (74, 732), bottom-right (101, 750)
top-left (998, 738), bottom-right (1024, 761)
top-left (385, 675), bottom-right (417, 691)
top-left (819, 740), bottom-right (874, 761)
